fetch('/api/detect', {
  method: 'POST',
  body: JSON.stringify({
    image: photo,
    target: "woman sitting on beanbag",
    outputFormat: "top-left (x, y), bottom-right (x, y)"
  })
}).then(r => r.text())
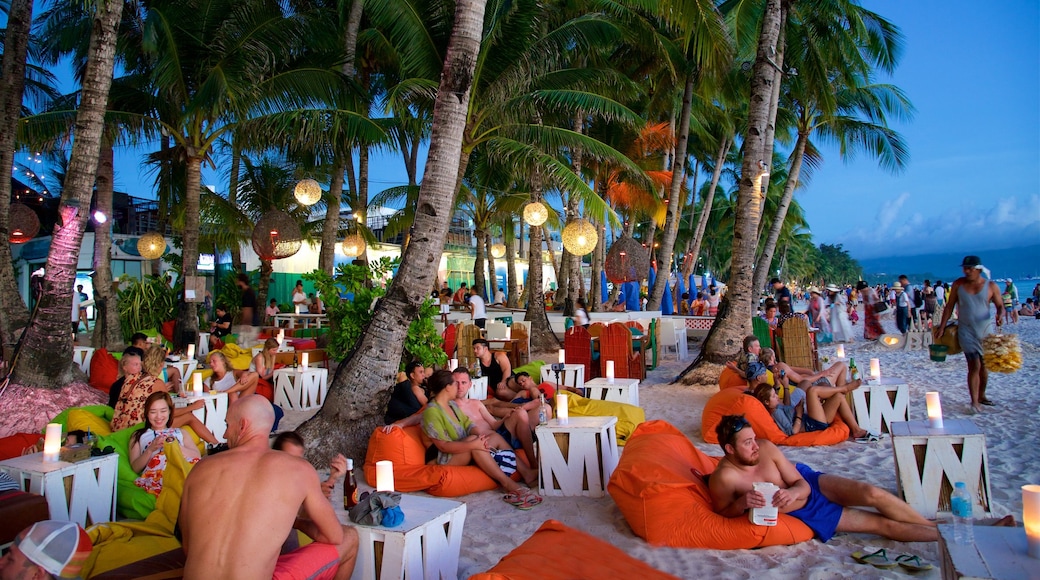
top-left (207, 352), bottom-right (258, 402)
top-left (130, 391), bottom-right (202, 496)
top-left (421, 369), bottom-right (542, 509)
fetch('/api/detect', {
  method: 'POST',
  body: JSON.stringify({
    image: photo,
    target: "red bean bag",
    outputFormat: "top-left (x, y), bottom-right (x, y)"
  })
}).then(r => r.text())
top-left (470, 519), bottom-right (680, 579)
top-left (288, 339), bottom-right (317, 350)
top-left (89, 348), bottom-right (119, 394)
top-left (363, 425), bottom-right (520, 497)
top-left (160, 320), bottom-right (176, 343)
top-left (608, 420), bottom-right (813, 549)
top-left (0, 433), bottom-right (42, 461)
top-left (701, 388), bottom-right (849, 447)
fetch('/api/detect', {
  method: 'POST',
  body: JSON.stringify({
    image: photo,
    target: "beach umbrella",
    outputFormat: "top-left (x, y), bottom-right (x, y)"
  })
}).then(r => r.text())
top-left (625, 281), bottom-right (640, 311)
top-left (677, 274), bottom-right (686, 298)
top-left (689, 274), bottom-right (698, 297)
top-left (662, 273), bottom-right (673, 314)
top-left (600, 270), bottom-right (608, 304)
top-left (648, 265), bottom-right (656, 291)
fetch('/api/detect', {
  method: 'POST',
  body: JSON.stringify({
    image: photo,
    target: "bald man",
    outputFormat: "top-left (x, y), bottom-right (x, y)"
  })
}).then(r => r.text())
top-left (179, 396), bottom-right (357, 580)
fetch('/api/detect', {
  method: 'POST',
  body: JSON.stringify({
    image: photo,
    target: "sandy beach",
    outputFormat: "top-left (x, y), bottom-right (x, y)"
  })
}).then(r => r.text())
top-left (285, 307), bottom-right (1040, 579)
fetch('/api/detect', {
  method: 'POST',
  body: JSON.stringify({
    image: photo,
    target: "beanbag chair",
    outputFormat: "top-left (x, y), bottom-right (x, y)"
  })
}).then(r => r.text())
top-left (0, 433), bottom-right (42, 461)
top-left (719, 366), bottom-right (773, 390)
top-left (568, 393), bottom-right (645, 446)
top-left (608, 420), bottom-right (813, 549)
top-left (160, 320), bottom-right (176, 343)
top-left (470, 519), bottom-right (680, 580)
top-left (700, 388), bottom-right (849, 447)
top-left (363, 426), bottom-right (519, 497)
top-left (217, 344), bottom-right (254, 370)
top-left (89, 348), bottom-right (120, 394)
top-left (512, 360), bottom-right (544, 378)
top-left (287, 338), bottom-right (317, 350)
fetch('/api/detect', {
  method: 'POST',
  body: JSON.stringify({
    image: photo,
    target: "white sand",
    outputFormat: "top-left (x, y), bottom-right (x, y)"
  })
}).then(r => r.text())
top-left (286, 308), bottom-right (1040, 579)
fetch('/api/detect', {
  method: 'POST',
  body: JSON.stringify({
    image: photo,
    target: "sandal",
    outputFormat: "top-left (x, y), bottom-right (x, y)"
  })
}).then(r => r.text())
top-left (895, 553), bottom-right (934, 572)
top-left (979, 398), bottom-right (996, 406)
top-left (514, 489), bottom-right (542, 510)
top-left (851, 547), bottom-right (897, 569)
top-left (854, 433), bottom-right (881, 444)
top-left (502, 490), bottom-right (524, 506)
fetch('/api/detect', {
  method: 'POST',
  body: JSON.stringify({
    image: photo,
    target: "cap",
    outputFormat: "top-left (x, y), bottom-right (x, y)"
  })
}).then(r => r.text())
top-left (15, 520), bottom-right (92, 578)
top-left (960, 255), bottom-right (982, 268)
top-left (746, 362), bottom-right (767, 381)
top-left (1006, 278), bottom-right (1012, 283)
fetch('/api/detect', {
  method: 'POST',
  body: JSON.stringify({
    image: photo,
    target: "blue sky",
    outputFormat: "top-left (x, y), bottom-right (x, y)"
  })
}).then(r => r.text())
top-left (32, 0), bottom-right (1040, 263)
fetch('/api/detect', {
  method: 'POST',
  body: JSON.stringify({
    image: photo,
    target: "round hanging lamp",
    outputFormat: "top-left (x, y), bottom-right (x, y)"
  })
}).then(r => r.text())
top-left (341, 233), bottom-right (366, 258)
top-left (294, 179), bottom-right (322, 206)
top-left (604, 234), bottom-right (650, 283)
top-left (561, 218), bottom-right (597, 256)
top-left (137, 231), bottom-right (167, 259)
top-left (252, 210), bottom-right (302, 260)
top-left (523, 201), bottom-right (548, 226)
top-left (490, 243), bottom-right (506, 259)
top-left (8, 203), bottom-right (40, 244)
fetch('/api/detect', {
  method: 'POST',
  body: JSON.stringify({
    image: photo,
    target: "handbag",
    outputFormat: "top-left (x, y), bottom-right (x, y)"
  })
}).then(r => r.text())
top-left (873, 301), bottom-right (889, 314)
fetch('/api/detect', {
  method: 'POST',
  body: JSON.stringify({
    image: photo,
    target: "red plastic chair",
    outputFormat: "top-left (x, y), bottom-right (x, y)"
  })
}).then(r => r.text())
top-left (442, 323), bottom-right (458, 361)
top-left (564, 326), bottom-right (597, 379)
top-left (600, 323), bottom-right (644, 380)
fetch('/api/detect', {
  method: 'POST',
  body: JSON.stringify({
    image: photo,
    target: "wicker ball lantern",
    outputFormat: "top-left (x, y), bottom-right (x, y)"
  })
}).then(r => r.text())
top-left (8, 203), bottom-right (40, 244)
top-left (523, 201), bottom-right (548, 226)
top-left (341, 233), bottom-right (366, 258)
top-left (251, 210), bottom-right (302, 260)
top-left (294, 179), bottom-right (322, 206)
top-left (490, 243), bottom-right (506, 259)
top-left (561, 218), bottom-right (597, 256)
top-left (137, 231), bottom-right (167, 259)
top-left (604, 235), bottom-right (650, 283)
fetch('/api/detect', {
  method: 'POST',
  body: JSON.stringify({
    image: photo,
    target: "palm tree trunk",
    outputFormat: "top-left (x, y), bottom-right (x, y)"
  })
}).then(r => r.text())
top-left (258, 259), bottom-right (273, 314)
top-left (589, 177), bottom-right (606, 312)
top-left (174, 154), bottom-right (202, 350)
top-left (356, 143), bottom-right (370, 267)
top-left (485, 231), bottom-right (496, 301)
top-left (0, 0), bottom-right (34, 351)
top-left (297, 0), bottom-right (488, 462)
top-left (91, 138), bottom-right (124, 351)
top-left (647, 68), bottom-right (695, 310)
top-left (682, 135), bottom-right (729, 281)
top-left (697, 0), bottom-right (783, 366)
top-left (228, 141), bottom-right (242, 270)
top-left (473, 226), bottom-right (487, 298)
top-left (756, 5), bottom-right (787, 241)
top-left (524, 175), bottom-right (558, 352)
top-left (320, 157), bottom-right (346, 273)
top-left (12, 0), bottom-right (123, 386)
top-left (505, 218), bottom-right (519, 307)
top-left (753, 130), bottom-right (807, 293)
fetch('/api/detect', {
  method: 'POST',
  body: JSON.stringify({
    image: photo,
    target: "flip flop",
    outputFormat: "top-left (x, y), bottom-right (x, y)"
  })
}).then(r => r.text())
top-left (979, 399), bottom-right (996, 406)
top-left (855, 433), bottom-right (881, 444)
top-left (851, 547), bottom-right (898, 569)
top-left (895, 553), bottom-right (934, 572)
top-left (512, 488), bottom-right (543, 510)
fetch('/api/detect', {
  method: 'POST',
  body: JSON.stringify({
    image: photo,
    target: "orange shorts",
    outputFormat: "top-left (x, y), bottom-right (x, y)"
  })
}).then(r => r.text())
top-left (272, 542), bottom-right (339, 580)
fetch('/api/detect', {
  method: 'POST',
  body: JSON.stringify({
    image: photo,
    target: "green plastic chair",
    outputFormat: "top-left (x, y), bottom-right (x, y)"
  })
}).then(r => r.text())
top-left (648, 319), bottom-right (659, 370)
top-left (752, 317), bottom-right (771, 351)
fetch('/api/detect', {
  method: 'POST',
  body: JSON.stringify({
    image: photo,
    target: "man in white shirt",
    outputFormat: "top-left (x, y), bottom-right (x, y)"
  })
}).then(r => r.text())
top-left (493, 287), bottom-right (505, 306)
top-left (469, 286), bottom-right (487, 329)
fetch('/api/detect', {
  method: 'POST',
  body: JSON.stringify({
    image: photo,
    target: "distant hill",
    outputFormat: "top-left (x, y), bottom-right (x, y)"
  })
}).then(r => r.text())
top-left (858, 244), bottom-right (1040, 284)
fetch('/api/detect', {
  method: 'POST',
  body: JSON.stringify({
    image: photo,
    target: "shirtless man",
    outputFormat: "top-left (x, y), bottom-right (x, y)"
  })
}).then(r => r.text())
top-left (708, 414), bottom-right (937, 543)
top-left (180, 396), bottom-right (358, 579)
top-left (452, 368), bottom-right (537, 465)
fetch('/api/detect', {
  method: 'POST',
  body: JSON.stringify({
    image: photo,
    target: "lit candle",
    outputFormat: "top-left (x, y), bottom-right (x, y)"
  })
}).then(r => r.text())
top-left (556, 394), bottom-right (569, 425)
top-left (187, 344), bottom-right (196, 360)
top-left (606, 360), bottom-right (615, 383)
top-left (43, 423), bottom-right (62, 463)
top-left (300, 352), bottom-right (309, 370)
top-left (559, 349), bottom-right (566, 364)
top-left (376, 460), bottom-right (395, 492)
top-left (448, 358), bottom-right (458, 371)
top-left (295, 305), bottom-right (301, 315)
top-left (925, 392), bottom-right (943, 429)
top-left (869, 358), bottom-right (880, 382)
top-left (836, 344), bottom-right (845, 359)
top-left (1024, 484), bottom-right (1040, 559)
top-left (193, 372), bottom-right (203, 397)
top-left (505, 327), bottom-right (511, 340)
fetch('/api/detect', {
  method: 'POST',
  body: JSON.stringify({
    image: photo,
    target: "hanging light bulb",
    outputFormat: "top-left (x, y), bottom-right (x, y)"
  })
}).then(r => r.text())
top-left (294, 178), bottom-right (322, 206)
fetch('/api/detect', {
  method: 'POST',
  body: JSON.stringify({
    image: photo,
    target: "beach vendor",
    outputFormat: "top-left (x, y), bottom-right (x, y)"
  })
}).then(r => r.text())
top-left (934, 255), bottom-right (1004, 413)
top-left (708, 415), bottom-right (938, 543)
top-left (0, 520), bottom-right (93, 579)
top-left (180, 396), bottom-right (358, 579)
top-left (129, 392), bottom-right (202, 496)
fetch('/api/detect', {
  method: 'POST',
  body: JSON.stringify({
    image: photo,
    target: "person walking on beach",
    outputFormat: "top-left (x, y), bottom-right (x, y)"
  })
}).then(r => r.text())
top-left (857, 281), bottom-right (883, 341)
top-left (934, 256), bottom-right (1004, 414)
top-left (1004, 279), bottom-right (1019, 324)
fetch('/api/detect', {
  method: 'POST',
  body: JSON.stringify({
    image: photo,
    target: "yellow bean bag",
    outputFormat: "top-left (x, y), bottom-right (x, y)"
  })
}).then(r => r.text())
top-left (217, 343), bottom-right (254, 370)
top-left (568, 393), bottom-right (645, 446)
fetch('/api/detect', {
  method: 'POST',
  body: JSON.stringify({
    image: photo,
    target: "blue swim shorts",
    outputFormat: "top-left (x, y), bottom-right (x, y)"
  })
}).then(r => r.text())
top-left (788, 463), bottom-right (844, 542)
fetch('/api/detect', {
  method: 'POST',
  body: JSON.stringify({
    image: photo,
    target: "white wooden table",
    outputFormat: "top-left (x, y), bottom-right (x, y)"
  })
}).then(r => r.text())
top-left (273, 368), bottom-right (328, 411)
top-left (197, 332), bottom-right (210, 359)
top-left (464, 376), bottom-right (489, 400)
top-left (273, 313), bottom-right (328, 329)
top-left (937, 524), bottom-right (1039, 580)
top-left (583, 377), bottom-right (640, 407)
top-left (335, 493), bottom-right (467, 580)
top-left (536, 416), bottom-right (619, 498)
top-left (890, 419), bottom-right (992, 519)
top-left (540, 363), bottom-right (586, 394)
top-left (0, 452), bottom-right (118, 527)
top-left (73, 346), bottom-right (95, 375)
top-left (166, 358), bottom-right (198, 392)
top-left (174, 392), bottom-right (229, 443)
top-left (851, 376), bottom-right (909, 434)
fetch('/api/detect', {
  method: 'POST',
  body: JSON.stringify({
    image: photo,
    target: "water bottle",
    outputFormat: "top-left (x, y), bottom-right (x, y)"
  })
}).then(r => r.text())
top-left (951, 481), bottom-right (974, 545)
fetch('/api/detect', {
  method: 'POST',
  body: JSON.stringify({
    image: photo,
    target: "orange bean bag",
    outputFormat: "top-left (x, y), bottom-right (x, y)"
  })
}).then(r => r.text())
top-left (363, 425), bottom-right (520, 497)
top-left (89, 348), bottom-right (119, 394)
top-left (718, 366), bottom-right (746, 390)
top-left (0, 433), bottom-right (42, 461)
top-left (469, 519), bottom-right (680, 580)
top-left (608, 420), bottom-right (813, 549)
top-left (701, 388), bottom-right (849, 446)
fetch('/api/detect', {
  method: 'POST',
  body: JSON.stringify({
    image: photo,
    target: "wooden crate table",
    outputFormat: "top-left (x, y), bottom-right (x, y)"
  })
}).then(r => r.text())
top-left (197, 332), bottom-right (210, 359)
top-left (273, 368), bottom-right (328, 411)
top-left (166, 358), bottom-right (198, 390)
top-left (335, 493), bottom-right (467, 580)
top-left (464, 376), bottom-right (489, 400)
top-left (890, 419), bottom-right (992, 519)
top-left (0, 452), bottom-right (117, 528)
top-left (73, 346), bottom-right (95, 375)
top-left (851, 376), bottom-right (909, 434)
top-left (937, 524), bottom-right (1039, 580)
top-left (174, 392), bottom-right (229, 443)
top-left (540, 363), bottom-right (586, 395)
top-left (583, 377), bottom-right (639, 407)
top-left (536, 416), bottom-right (619, 498)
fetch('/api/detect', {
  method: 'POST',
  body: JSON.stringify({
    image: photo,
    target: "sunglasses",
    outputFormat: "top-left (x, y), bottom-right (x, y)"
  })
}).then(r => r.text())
top-left (730, 416), bottom-right (750, 435)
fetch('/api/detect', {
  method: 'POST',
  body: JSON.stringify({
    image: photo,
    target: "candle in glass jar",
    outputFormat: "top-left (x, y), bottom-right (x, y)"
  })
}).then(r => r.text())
top-left (301, 352), bottom-right (309, 370)
top-left (925, 392), bottom-right (943, 429)
top-left (43, 423), bottom-right (62, 463)
top-left (559, 349), bottom-right (565, 364)
top-left (869, 358), bottom-right (880, 381)
top-left (836, 344), bottom-right (845, 359)
top-left (606, 360), bottom-right (615, 383)
top-left (1023, 484), bottom-right (1040, 559)
top-left (187, 344), bottom-right (196, 360)
top-left (556, 394), bottom-right (569, 425)
top-left (193, 372), bottom-right (203, 397)
top-left (376, 460), bottom-right (395, 492)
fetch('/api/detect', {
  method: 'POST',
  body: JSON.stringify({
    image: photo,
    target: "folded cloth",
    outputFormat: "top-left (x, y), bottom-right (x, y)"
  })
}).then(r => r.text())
top-left (348, 491), bottom-right (402, 526)
top-left (381, 506), bottom-right (404, 527)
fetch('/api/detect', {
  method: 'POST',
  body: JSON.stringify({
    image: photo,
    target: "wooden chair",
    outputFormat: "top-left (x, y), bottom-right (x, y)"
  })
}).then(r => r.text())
top-left (600, 322), bottom-right (644, 380)
top-left (456, 324), bottom-right (482, 370)
top-left (510, 322), bottom-right (530, 366)
top-left (564, 325), bottom-right (597, 380)
top-left (779, 316), bottom-right (818, 371)
top-left (442, 323), bottom-right (458, 362)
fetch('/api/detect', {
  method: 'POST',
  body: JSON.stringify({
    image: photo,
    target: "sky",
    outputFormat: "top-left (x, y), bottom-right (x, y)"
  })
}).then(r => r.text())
top-left (25, 0), bottom-right (1040, 264)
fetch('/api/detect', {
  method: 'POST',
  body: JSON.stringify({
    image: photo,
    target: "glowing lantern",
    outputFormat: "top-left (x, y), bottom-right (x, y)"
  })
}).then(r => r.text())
top-left (490, 243), bottom-right (506, 259)
top-left (523, 202), bottom-right (548, 226)
top-left (561, 218), bottom-right (597, 256)
top-left (341, 233), bottom-right (366, 258)
top-left (138, 232), bottom-right (167, 259)
top-left (294, 179), bottom-right (322, 206)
